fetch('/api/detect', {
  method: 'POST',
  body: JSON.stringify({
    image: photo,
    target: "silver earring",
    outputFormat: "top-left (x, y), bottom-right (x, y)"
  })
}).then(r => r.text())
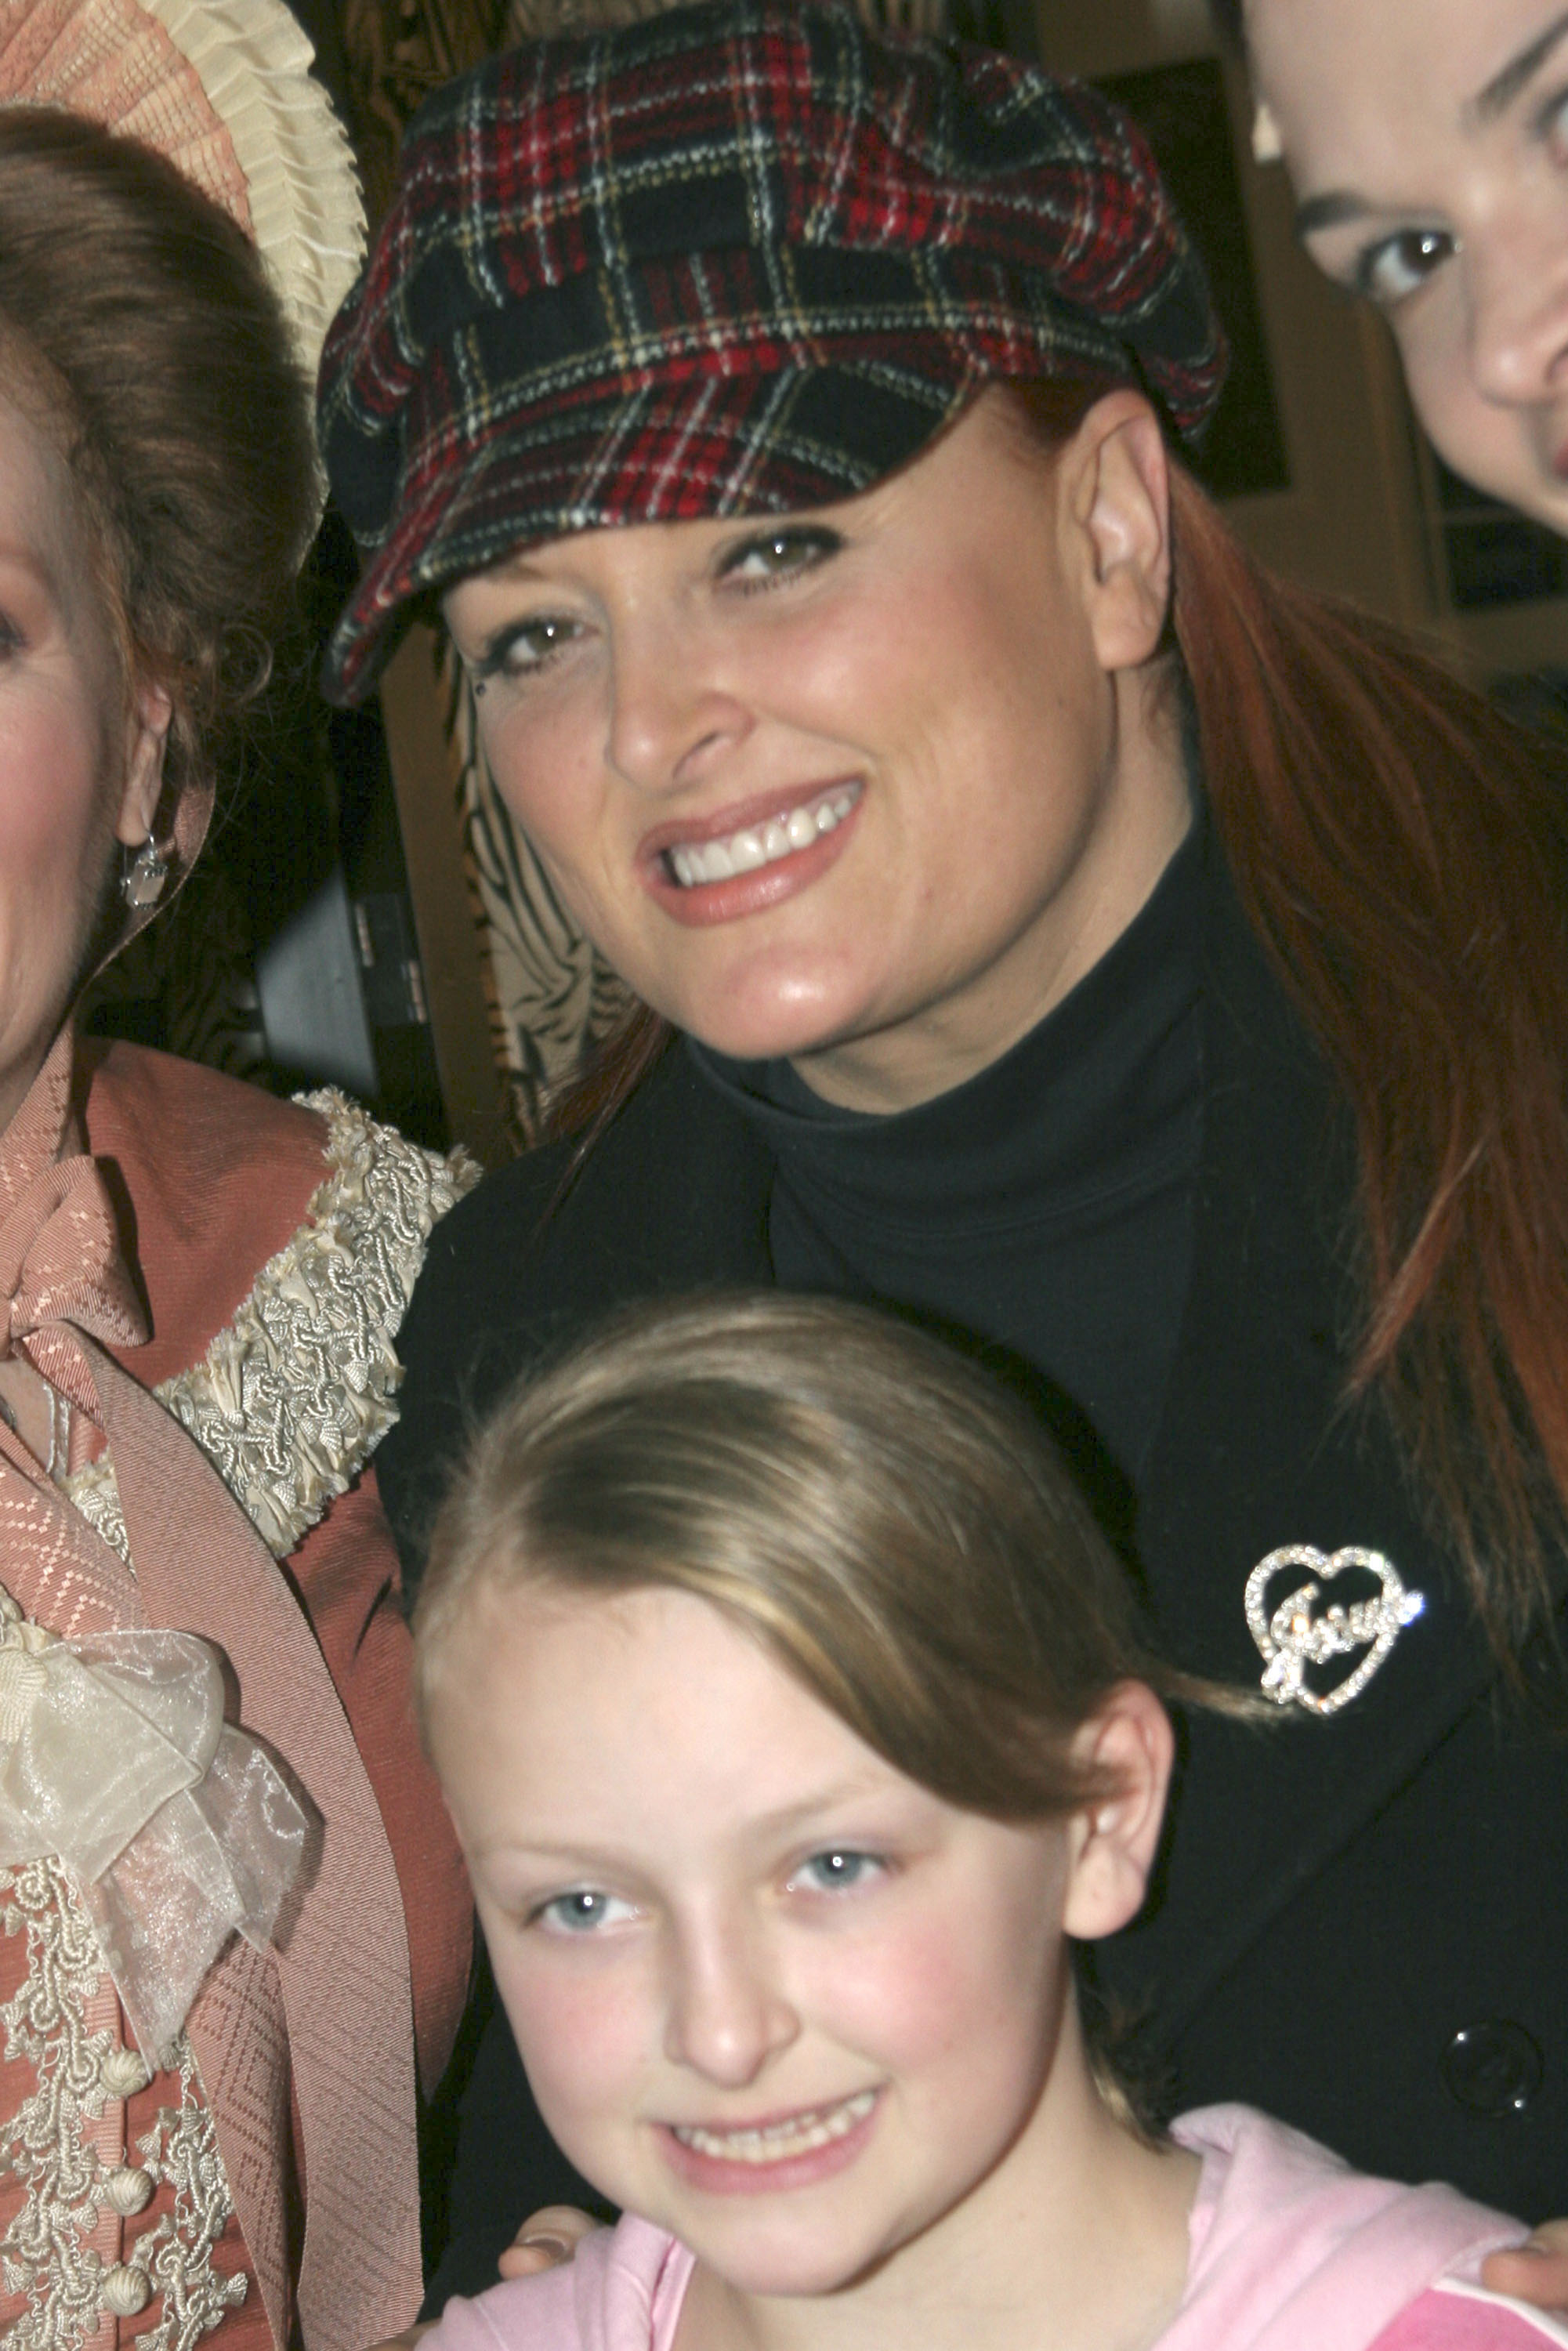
top-left (122, 833), bottom-right (169, 908)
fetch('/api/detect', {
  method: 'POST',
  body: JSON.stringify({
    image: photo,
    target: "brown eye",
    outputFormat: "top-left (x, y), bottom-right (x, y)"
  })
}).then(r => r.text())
top-left (1358, 227), bottom-right (1457, 306)
top-left (720, 526), bottom-right (841, 585)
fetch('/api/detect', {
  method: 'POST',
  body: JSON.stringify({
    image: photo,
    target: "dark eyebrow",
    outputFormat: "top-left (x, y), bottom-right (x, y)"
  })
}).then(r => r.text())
top-left (1471, 9), bottom-right (1568, 125)
top-left (1294, 189), bottom-right (1373, 240)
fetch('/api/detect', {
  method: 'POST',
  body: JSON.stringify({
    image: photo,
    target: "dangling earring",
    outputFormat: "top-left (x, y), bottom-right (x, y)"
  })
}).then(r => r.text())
top-left (122, 832), bottom-right (169, 908)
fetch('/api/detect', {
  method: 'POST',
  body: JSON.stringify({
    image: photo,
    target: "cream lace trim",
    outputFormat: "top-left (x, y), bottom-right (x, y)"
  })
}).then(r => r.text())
top-left (0, 1100), bottom-right (476, 2351)
top-left (0, 1850), bottom-right (125, 2351)
top-left (0, 1586), bottom-right (241, 2351)
top-left (67, 1092), bottom-right (477, 1558)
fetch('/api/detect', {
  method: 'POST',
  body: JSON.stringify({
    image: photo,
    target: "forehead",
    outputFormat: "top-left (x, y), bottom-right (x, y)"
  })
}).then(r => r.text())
top-left (444, 389), bottom-right (1054, 602)
top-left (1248, 0), bottom-right (1562, 165)
top-left (430, 1581), bottom-right (896, 1849)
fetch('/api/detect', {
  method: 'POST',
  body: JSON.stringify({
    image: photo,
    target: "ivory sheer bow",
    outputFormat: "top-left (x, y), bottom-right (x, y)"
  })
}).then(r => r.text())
top-left (0, 1615), bottom-right (307, 2062)
top-left (0, 1027), bottom-right (425, 2351)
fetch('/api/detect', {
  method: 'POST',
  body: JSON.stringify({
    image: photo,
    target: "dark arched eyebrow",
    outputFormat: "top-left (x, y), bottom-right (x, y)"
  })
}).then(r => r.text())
top-left (1295, 190), bottom-right (1372, 240)
top-left (1471, 8), bottom-right (1568, 125)
top-left (1295, 8), bottom-right (1568, 241)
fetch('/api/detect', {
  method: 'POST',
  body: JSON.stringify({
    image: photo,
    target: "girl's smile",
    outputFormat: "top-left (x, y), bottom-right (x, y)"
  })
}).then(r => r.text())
top-left (427, 1576), bottom-right (1191, 2324)
top-left (657, 2086), bottom-right (882, 2195)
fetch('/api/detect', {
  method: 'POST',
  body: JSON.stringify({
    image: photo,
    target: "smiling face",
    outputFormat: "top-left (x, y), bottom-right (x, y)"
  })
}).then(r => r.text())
top-left (441, 389), bottom-right (1187, 1113)
top-left (428, 1579), bottom-right (1182, 2316)
top-left (1247, 0), bottom-right (1568, 533)
top-left (0, 379), bottom-right (168, 1132)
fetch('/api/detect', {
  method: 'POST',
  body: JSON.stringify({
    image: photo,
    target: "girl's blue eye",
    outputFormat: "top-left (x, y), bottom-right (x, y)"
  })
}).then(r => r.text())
top-left (720, 527), bottom-right (842, 586)
top-left (1356, 227), bottom-right (1457, 307)
top-left (788, 1849), bottom-right (884, 1896)
top-left (535, 1888), bottom-right (636, 1935)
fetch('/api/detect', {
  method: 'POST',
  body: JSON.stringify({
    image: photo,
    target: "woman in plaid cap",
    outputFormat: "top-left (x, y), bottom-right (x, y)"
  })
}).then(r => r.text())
top-left (317, 0), bottom-right (1568, 2312)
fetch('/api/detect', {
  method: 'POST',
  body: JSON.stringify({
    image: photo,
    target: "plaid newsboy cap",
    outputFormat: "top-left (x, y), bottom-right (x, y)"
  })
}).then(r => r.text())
top-left (318, 0), bottom-right (1226, 704)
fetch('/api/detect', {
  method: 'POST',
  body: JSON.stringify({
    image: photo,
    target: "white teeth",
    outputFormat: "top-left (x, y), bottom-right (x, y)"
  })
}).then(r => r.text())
top-left (665, 784), bottom-right (861, 887)
top-left (671, 2088), bottom-right (875, 2164)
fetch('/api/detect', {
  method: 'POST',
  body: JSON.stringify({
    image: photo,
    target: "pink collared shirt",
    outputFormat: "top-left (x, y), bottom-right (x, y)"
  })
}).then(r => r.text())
top-left (425, 2105), bottom-right (1561, 2351)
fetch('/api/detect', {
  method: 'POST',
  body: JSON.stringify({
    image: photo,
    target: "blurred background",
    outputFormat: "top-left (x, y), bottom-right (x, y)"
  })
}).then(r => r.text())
top-left (83, 0), bottom-right (1568, 1164)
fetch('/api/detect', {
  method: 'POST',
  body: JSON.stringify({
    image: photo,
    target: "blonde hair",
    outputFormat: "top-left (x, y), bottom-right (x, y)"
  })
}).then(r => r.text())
top-left (416, 1292), bottom-right (1237, 1821)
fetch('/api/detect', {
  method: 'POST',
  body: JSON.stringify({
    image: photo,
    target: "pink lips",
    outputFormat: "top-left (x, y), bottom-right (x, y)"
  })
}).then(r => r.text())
top-left (638, 781), bottom-right (864, 929)
top-left (655, 2090), bottom-right (881, 2197)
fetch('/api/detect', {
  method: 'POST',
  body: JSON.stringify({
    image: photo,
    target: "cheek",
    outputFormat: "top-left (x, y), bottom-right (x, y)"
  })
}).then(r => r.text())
top-left (0, 690), bottom-right (115, 929)
top-left (811, 1911), bottom-right (1037, 2078)
top-left (480, 701), bottom-right (609, 882)
top-left (488, 1935), bottom-right (651, 2135)
top-left (1395, 311), bottom-right (1541, 497)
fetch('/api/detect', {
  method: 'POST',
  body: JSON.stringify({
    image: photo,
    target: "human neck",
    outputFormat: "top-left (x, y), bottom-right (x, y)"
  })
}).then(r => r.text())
top-left (674, 2030), bottom-right (1197, 2351)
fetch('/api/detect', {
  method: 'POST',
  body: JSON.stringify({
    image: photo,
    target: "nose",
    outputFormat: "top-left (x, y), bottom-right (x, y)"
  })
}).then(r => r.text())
top-left (604, 604), bottom-right (753, 797)
top-left (1468, 205), bottom-right (1568, 408)
top-left (661, 1911), bottom-right (799, 2088)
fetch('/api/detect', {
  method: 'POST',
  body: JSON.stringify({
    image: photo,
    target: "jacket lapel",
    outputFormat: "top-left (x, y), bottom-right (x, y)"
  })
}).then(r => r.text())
top-left (1100, 852), bottom-right (1517, 2041)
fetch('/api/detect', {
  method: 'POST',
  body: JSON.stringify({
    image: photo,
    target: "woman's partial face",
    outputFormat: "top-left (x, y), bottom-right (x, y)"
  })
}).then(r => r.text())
top-left (1248, 0), bottom-right (1568, 533)
top-left (0, 389), bottom-right (165, 1130)
top-left (444, 390), bottom-right (1187, 1112)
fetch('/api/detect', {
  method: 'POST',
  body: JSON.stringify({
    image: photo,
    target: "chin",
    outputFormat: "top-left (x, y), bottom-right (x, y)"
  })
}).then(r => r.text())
top-left (683, 2218), bottom-right (900, 2301)
top-left (675, 995), bottom-right (870, 1069)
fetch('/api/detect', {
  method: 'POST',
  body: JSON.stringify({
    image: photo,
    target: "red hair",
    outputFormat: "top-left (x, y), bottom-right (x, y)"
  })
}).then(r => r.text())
top-left (547, 383), bottom-right (1568, 1655)
top-left (1169, 466), bottom-right (1568, 1656)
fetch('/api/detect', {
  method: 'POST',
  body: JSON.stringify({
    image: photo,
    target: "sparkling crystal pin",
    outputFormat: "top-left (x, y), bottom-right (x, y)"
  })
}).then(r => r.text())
top-left (1244, 1545), bottom-right (1425, 1717)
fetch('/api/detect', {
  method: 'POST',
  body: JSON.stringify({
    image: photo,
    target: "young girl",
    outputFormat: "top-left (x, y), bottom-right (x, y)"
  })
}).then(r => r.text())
top-left (412, 1295), bottom-right (1558, 2351)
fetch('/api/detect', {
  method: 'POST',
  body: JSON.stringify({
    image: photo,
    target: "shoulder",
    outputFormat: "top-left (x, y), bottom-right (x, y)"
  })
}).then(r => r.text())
top-left (379, 1045), bottom-right (772, 1578)
top-left (423, 2220), bottom-right (690, 2351)
top-left (81, 1037), bottom-right (328, 1211)
top-left (1368, 2280), bottom-right (1568, 2349)
top-left (1168, 2106), bottom-right (1529, 2349)
top-left (80, 1041), bottom-right (479, 1556)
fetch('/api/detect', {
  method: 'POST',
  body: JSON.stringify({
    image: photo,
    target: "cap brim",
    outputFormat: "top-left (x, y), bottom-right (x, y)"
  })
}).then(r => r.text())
top-left (323, 357), bottom-right (978, 704)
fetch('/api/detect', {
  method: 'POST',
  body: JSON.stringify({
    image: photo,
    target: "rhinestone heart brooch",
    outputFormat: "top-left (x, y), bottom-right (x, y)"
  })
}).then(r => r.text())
top-left (1244, 1545), bottom-right (1425, 1717)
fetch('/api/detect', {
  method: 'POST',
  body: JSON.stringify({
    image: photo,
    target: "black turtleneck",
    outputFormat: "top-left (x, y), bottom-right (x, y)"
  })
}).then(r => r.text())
top-left (689, 820), bottom-right (1206, 1483)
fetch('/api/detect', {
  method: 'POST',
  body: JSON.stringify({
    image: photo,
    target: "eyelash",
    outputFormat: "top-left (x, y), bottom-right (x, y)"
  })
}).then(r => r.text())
top-left (716, 524), bottom-right (843, 591)
top-left (470, 615), bottom-right (581, 696)
top-left (530, 1887), bottom-right (636, 1936)
top-left (465, 523), bottom-right (842, 695)
top-left (1353, 226), bottom-right (1458, 307)
top-left (786, 1849), bottom-right (886, 1897)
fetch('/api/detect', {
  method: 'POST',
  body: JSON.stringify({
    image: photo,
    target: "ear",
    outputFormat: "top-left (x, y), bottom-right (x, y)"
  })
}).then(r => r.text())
top-left (1060, 392), bottom-right (1172, 676)
top-left (112, 678), bottom-right (174, 849)
top-left (1060, 1680), bottom-right (1175, 1941)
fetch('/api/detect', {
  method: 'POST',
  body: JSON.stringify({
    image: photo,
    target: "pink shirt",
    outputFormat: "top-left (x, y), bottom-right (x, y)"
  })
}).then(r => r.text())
top-left (425, 2105), bottom-right (1561, 2351)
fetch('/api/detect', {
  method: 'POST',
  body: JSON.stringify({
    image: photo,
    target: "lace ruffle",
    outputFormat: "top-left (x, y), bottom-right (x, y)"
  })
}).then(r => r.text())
top-left (0, 1100), bottom-right (476, 2351)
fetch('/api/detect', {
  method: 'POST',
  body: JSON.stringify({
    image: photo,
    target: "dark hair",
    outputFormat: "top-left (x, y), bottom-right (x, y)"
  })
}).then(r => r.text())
top-left (545, 382), bottom-right (1568, 1660)
top-left (1208, 0), bottom-right (1244, 53)
top-left (0, 108), bottom-right (318, 809)
top-left (416, 1292), bottom-right (1253, 1821)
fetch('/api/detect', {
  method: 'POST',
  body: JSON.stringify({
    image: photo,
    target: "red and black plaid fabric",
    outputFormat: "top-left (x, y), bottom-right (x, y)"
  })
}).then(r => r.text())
top-left (318, 0), bottom-right (1226, 704)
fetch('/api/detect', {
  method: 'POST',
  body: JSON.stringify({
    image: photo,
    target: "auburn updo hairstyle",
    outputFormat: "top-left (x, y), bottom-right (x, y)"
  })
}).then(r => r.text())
top-left (0, 107), bottom-right (318, 808)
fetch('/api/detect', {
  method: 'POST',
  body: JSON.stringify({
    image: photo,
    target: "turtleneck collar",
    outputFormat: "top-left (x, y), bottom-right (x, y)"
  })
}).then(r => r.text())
top-left (687, 817), bottom-right (1208, 1480)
